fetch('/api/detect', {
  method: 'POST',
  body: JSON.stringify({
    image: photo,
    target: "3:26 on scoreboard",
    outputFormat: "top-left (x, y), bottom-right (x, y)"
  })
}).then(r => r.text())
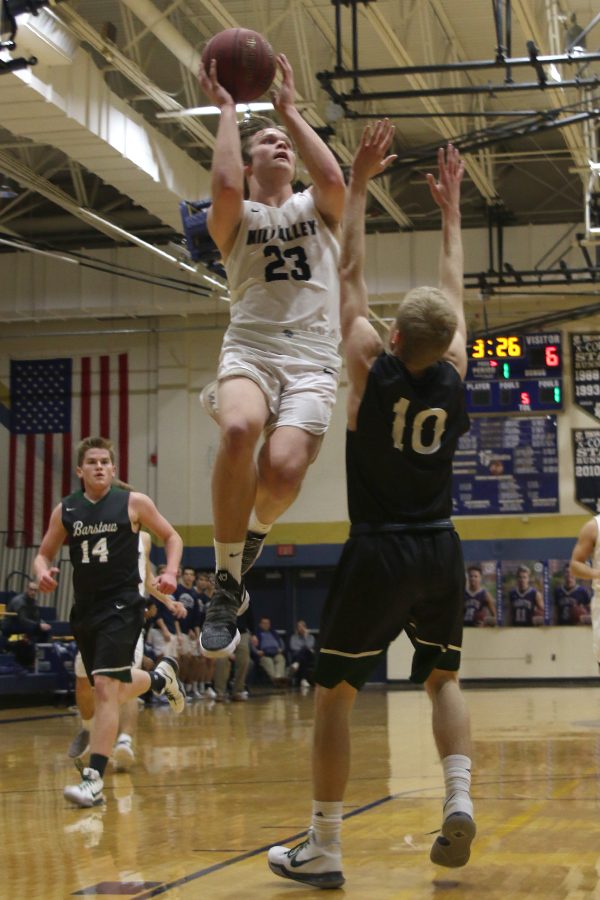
top-left (465, 333), bottom-right (562, 413)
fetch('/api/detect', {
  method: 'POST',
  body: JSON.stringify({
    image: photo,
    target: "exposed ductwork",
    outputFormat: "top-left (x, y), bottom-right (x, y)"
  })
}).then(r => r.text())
top-left (0, 46), bottom-right (210, 232)
top-left (118, 0), bottom-right (202, 75)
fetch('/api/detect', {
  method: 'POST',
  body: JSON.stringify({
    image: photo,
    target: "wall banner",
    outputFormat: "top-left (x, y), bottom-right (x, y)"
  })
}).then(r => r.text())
top-left (572, 428), bottom-right (600, 513)
top-left (570, 333), bottom-right (600, 422)
top-left (452, 416), bottom-right (559, 515)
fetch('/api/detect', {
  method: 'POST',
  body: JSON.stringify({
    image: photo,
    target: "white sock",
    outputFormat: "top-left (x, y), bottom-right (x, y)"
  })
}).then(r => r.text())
top-left (442, 754), bottom-right (473, 820)
top-left (248, 514), bottom-right (272, 536)
top-left (116, 732), bottom-right (132, 745)
top-left (81, 717), bottom-right (94, 731)
top-left (312, 800), bottom-right (343, 846)
top-left (214, 540), bottom-right (244, 583)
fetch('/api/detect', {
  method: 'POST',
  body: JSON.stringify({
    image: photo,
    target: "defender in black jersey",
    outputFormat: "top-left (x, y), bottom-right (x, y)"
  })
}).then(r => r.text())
top-left (268, 127), bottom-right (475, 888)
top-left (34, 437), bottom-right (184, 808)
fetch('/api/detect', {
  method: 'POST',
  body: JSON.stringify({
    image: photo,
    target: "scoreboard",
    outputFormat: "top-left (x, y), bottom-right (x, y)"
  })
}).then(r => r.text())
top-left (465, 332), bottom-right (563, 413)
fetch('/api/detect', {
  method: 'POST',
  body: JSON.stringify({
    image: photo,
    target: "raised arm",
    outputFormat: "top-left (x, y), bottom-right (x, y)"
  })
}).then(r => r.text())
top-left (341, 121), bottom-right (396, 422)
top-left (33, 503), bottom-right (67, 592)
top-left (272, 54), bottom-right (345, 230)
top-left (571, 519), bottom-right (600, 580)
top-left (198, 59), bottom-right (244, 258)
top-left (426, 144), bottom-right (466, 378)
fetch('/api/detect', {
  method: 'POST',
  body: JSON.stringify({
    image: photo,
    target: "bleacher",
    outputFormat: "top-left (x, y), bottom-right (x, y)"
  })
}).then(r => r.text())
top-left (0, 641), bottom-right (76, 702)
top-left (0, 568), bottom-right (76, 703)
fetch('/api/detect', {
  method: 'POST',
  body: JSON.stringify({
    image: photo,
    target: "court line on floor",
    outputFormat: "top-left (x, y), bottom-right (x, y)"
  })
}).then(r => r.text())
top-left (131, 794), bottom-right (395, 899)
top-left (0, 711), bottom-right (75, 725)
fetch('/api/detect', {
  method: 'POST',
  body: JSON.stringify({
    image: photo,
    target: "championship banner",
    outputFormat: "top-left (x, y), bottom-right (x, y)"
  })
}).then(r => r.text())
top-left (572, 428), bottom-right (600, 514)
top-left (570, 333), bottom-right (600, 422)
top-left (452, 416), bottom-right (559, 515)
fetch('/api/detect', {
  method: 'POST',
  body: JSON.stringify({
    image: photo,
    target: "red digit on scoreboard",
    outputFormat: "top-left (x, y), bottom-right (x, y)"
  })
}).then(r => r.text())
top-left (545, 345), bottom-right (559, 367)
top-left (520, 391), bottom-right (531, 405)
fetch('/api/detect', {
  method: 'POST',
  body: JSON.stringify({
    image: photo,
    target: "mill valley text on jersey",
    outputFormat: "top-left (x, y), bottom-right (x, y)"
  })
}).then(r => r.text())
top-left (245, 219), bottom-right (317, 245)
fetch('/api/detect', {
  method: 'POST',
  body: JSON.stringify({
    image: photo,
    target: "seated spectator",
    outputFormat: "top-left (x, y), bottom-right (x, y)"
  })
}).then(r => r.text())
top-left (146, 620), bottom-right (174, 663)
top-left (7, 582), bottom-right (51, 639)
top-left (214, 607), bottom-right (254, 701)
top-left (5, 581), bottom-right (52, 668)
top-left (252, 617), bottom-right (289, 686)
top-left (195, 570), bottom-right (215, 608)
top-left (288, 619), bottom-right (316, 688)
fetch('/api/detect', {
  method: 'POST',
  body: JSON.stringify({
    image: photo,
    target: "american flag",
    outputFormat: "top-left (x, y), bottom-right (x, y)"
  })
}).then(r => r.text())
top-left (5, 354), bottom-right (129, 547)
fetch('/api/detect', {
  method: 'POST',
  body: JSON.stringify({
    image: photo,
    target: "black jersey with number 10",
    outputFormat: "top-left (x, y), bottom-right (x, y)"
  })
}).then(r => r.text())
top-left (61, 487), bottom-right (142, 598)
top-left (346, 352), bottom-right (469, 524)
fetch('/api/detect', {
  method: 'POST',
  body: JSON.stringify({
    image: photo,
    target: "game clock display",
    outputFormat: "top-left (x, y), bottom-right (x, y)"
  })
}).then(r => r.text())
top-left (465, 333), bottom-right (563, 413)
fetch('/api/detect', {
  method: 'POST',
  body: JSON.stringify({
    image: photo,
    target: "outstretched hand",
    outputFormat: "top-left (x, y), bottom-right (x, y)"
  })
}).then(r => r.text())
top-left (198, 58), bottom-right (235, 109)
top-left (351, 120), bottom-right (397, 185)
top-left (271, 53), bottom-right (296, 114)
top-left (427, 143), bottom-right (464, 213)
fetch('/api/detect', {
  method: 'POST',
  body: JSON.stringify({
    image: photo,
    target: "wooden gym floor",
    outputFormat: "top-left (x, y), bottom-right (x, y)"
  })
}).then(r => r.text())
top-left (2, 684), bottom-right (600, 899)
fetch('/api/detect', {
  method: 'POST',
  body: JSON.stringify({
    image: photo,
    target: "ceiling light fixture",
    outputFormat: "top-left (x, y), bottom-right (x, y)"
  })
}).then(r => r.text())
top-left (156, 102), bottom-right (274, 120)
top-left (548, 63), bottom-right (562, 83)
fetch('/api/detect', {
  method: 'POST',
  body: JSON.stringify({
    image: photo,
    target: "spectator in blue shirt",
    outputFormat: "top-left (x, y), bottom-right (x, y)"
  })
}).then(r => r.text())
top-left (252, 617), bottom-right (288, 685)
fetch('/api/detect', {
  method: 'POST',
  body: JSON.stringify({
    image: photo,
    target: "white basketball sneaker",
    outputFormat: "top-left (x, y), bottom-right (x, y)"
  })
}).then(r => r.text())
top-left (268, 827), bottom-right (345, 889)
top-left (153, 657), bottom-right (185, 714)
top-left (113, 735), bottom-right (135, 772)
top-left (64, 767), bottom-right (105, 808)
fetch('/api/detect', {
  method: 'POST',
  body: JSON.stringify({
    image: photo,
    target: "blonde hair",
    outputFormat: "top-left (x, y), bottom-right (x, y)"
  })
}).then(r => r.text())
top-left (76, 436), bottom-right (114, 467)
top-left (394, 287), bottom-right (457, 368)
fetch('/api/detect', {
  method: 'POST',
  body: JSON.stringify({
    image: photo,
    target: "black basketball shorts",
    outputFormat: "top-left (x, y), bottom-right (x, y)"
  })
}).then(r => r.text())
top-left (315, 528), bottom-right (466, 690)
top-left (70, 590), bottom-right (145, 685)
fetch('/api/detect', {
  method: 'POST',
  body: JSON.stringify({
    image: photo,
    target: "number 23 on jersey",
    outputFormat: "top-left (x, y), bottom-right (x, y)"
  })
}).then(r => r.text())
top-left (264, 245), bottom-right (312, 282)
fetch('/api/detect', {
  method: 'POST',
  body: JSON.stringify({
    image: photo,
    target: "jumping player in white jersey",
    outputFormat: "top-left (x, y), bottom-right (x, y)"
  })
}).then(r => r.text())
top-left (197, 53), bottom-right (345, 658)
top-left (267, 125), bottom-right (475, 888)
top-left (34, 436), bottom-right (185, 808)
top-left (570, 515), bottom-right (600, 663)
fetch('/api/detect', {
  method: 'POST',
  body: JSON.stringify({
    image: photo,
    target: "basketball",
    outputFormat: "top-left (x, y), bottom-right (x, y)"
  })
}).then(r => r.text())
top-left (571, 604), bottom-right (590, 625)
top-left (474, 608), bottom-right (488, 626)
top-left (201, 28), bottom-right (276, 103)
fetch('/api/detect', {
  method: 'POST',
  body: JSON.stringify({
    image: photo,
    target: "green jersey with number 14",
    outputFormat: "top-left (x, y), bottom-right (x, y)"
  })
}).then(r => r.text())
top-left (61, 486), bottom-right (142, 599)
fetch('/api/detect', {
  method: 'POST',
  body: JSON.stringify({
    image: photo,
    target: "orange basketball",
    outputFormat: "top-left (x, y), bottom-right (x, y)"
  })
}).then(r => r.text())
top-left (201, 28), bottom-right (276, 103)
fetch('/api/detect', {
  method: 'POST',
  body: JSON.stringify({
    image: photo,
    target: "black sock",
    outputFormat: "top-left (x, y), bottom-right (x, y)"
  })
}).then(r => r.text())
top-left (89, 753), bottom-right (108, 778)
top-left (150, 670), bottom-right (166, 693)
